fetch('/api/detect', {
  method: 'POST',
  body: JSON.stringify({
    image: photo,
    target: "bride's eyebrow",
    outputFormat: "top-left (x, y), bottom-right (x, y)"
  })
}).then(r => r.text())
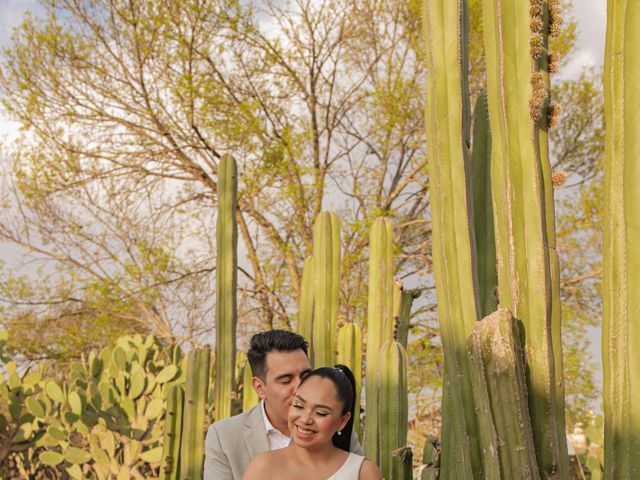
top-left (294, 395), bottom-right (333, 411)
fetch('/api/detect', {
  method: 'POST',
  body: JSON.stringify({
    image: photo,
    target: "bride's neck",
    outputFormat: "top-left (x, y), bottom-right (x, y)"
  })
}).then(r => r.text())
top-left (291, 442), bottom-right (339, 464)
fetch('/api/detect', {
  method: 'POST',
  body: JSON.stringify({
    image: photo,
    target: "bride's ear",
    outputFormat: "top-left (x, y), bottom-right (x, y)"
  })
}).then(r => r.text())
top-left (338, 411), bottom-right (351, 431)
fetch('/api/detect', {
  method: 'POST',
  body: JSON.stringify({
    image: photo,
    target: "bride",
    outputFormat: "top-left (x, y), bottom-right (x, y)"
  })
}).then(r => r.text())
top-left (242, 364), bottom-right (383, 480)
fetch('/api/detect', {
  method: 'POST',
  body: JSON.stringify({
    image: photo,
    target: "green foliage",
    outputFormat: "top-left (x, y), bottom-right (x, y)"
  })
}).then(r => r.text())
top-left (584, 415), bottom-right (604, 480)
top-left (552, 69), bottom-right (604, 430)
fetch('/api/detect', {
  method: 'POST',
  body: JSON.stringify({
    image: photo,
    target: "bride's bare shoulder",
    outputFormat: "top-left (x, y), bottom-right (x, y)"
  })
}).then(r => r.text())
top-left (242, 451), bottom-right (277, 480)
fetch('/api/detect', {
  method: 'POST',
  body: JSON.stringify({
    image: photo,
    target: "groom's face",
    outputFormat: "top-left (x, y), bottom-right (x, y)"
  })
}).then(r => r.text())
top-left (257, 349), bottom-right (311, 432)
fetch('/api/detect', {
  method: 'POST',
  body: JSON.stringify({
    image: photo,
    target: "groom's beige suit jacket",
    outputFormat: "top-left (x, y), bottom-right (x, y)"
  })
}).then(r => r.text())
top-left (203, 403), bottom-right (364, 480)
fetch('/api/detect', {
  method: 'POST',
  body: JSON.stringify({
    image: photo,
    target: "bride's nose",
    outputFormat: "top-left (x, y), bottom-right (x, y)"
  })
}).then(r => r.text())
top-left (300, 410), bottom-right (313, 424)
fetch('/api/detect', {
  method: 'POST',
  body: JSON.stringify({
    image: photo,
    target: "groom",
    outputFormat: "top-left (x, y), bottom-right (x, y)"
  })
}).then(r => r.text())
top-left (203, 329), bottom-right (364, 480)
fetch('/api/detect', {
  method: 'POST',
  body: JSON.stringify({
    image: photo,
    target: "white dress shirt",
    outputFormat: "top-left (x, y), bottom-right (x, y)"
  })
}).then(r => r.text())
top-left (260, 400), bottom-right (291, 450)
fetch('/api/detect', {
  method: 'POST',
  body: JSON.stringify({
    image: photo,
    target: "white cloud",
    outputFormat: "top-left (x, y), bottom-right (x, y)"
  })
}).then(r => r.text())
top-left (568, 0), bottom-right (606, 70)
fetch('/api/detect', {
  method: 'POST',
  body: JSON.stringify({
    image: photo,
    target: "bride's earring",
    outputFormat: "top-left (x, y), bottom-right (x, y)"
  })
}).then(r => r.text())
top-left (337, 430), bottom-right (342, 436)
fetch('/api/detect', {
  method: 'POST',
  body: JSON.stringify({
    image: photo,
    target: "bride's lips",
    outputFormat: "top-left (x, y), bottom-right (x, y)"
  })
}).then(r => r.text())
top-left (295, 425), bottom-right (316, 438)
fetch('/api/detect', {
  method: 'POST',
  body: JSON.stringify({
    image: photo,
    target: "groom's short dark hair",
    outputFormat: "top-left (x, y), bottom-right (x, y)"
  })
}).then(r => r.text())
top-left (247, 330), bottom-right (309, 381)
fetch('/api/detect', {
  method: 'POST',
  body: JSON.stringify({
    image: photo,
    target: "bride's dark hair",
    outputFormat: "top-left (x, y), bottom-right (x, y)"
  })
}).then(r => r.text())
top-left (297, 364), bottom-right (356, 451)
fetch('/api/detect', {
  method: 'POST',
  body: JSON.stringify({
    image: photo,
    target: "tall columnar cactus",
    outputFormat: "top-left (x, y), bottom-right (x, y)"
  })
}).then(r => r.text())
top-left (214, 154), bottom-right (238, 422)
top-left (237, 352), bottom-right (259, 412)
top-left (179, 347), bottom-right (211, 480)
top-left (481, 0), bottom-right (569, 476)
top-left (377, 341), bottom-right (410, 480)
top-left (363, 217), bottom-right (395, 462)
top-left (336, 322), bottom-right (362, 436)
top-left (297, 256), bottom-right (314, 347)
top-left (603, 1), bottom-right (640, 477)
top-left (423, 0), bottom-right (482, 476)
top-left (468, 309), bottom-right (540, 478)
top-left (311, 212), bottom-right (341, 368)
top-left (160, 385), bottom-right (184, 480)
top-left (471, 92), bottom-right (498, 319)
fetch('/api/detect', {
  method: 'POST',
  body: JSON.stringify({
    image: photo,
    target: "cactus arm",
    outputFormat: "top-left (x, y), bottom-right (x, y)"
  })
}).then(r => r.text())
top-left (423, 0), bottom-right (482, 476)
top-left (337, 322), bottom-right (363, 436)
top-left (603, 1), bottom-right (640, 476)
top-left (311, 212), bottom-right (340, 368)
top-left (179, 348), bottom-right (211, 480)
top-left (363, 217), bottom-right (394, 463)
top-left (468, 309), bottom-right (541, 479)
top-left (159, 385), bottom-right (184, 480)
top-left (214, 154), bottom-right (238, 422)
top-left (392, 282), bottom-right (419, 349)
top-left (481, 1), bottom-right (569, 476)
top-left (471, 92), bottom-right (498, 318)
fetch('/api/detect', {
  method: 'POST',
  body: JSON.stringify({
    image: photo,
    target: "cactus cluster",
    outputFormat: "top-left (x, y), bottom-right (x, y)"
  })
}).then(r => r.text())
top-left (296, 214), bottom-right (412, 479)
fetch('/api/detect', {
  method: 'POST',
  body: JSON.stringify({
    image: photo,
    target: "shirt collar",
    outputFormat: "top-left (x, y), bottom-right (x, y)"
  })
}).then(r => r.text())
top-left (260, 399), bottom-right (280, 434)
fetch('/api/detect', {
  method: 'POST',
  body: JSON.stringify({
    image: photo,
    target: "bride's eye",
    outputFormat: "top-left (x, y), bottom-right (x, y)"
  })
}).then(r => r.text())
top-left (292, 403), bottom-right (303, 409)
top-left (316, 411), bottom-right (328, 417)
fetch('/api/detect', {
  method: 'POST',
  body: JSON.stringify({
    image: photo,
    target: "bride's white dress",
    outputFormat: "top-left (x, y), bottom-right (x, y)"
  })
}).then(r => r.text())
top-left (327, 453), bottom-right (365, 479)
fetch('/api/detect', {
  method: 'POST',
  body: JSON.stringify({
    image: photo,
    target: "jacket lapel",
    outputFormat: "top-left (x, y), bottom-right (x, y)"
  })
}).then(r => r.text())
top-left (243, 404), bottom-right (270, 458)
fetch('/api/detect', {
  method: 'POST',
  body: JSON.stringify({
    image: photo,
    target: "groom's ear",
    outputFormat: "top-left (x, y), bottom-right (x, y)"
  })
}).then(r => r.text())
top-left (252, 376), bottom-right (267, 400)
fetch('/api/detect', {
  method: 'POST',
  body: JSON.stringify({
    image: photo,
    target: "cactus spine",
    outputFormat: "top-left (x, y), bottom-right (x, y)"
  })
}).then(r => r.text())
top-left (363, 217), bottom-right (395, 463)
top-left (311, 212), bottom-right (340, 368)
top-left (481, 0), bottom-right (569, 476)
top-left (468, 309), bottom-right (540, 478)
top-left (603, 1), bottom-right (640, 476)
top-left (179, 348), bottom-right (211, 480)
top-left (377, 341), bottom-right (410, 480)
top-left (423, 0), bottom-right (482, 476)
top-left (160, 385), bottom-right (184, 480)
top-left (337, 322), bottom-right (362, 436)
top-left (214, 154), bottom-right (238, 421)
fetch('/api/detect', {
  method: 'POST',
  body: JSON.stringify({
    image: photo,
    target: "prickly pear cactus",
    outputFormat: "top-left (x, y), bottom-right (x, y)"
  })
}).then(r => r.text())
top-left (29, 334), bottom-right (181, 479)
top-left (0, 336), bottom-right (48, 475)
